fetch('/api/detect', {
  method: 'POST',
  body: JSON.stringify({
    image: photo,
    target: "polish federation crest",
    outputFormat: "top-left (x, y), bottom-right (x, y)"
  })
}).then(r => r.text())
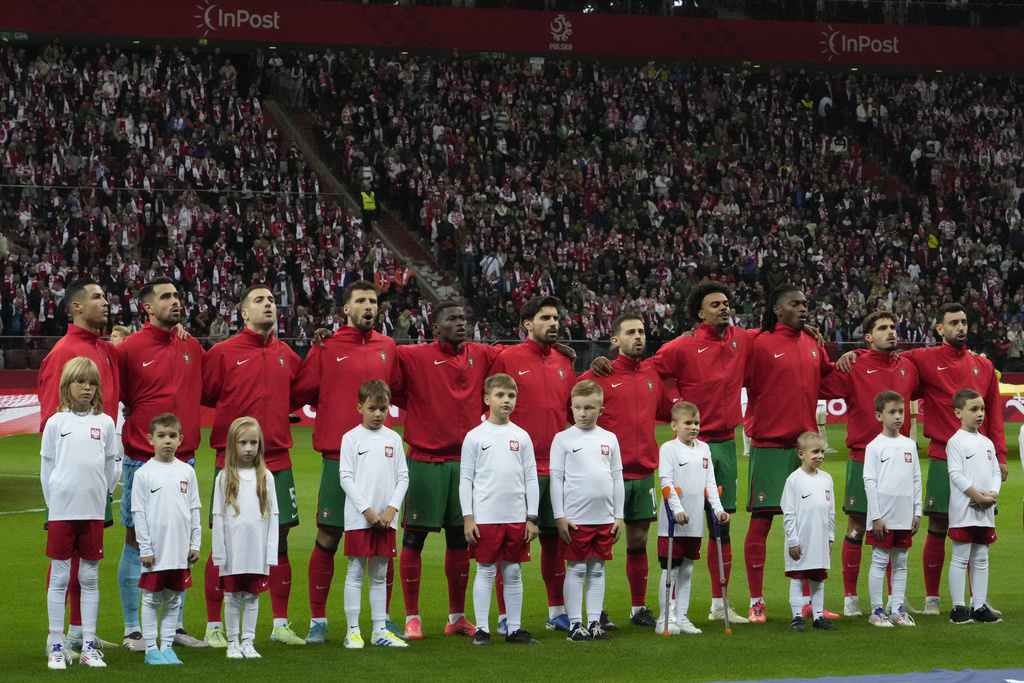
top-left (702, 457), bottom-right (708, 469)
top-left (987, 449), bottom-right (993, 460)
top-left (91, 428), bottom-right (101, 440)
top-left (825, 489), bottom-right (831, 502)
top-left (385, 446), bottom-right (394, 458)
top-left (180, 480), bottom-right (188, 493)
top-left (510, 440), bottom-right (519, 452)
top-left (380, 350), bottom-right (388, 363)
top-left (904, 452), bottom-right (913, 463)
top-left (601, 445), bottom-right (610, 456)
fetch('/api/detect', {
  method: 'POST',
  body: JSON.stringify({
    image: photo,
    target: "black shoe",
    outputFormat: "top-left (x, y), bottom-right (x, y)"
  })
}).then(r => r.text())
top-left (789, 616), bottom-right (806, 632)
top-left (588, 621), bottom-right (612, 641)
top-left (971, 605), bottom-right (1002, 623)
top-left (599, 610), bottom-right (618, 631)
top-left (812, 617), bottom-right (837, 631)
top-left (629, 607), bottom-right (657, 628)
top-left (566, 622), bottom-right (591, 642)
top-left (505, 629), bottom-right (540, 644)
top-left (471, 629), bottom-right (491, 646)
top-left (950, 605), bottom-right (974, 624)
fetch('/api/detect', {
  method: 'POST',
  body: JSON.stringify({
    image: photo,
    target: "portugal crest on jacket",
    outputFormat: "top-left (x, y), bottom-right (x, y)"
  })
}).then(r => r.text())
top-left (972, 366), bottom-right (979, 377)
top-left (379, 350), bottom-right (388, 363)
top-left (183, 352), bottom-right (191, 364)
top-left (558, 367), bottom-right (565, 379)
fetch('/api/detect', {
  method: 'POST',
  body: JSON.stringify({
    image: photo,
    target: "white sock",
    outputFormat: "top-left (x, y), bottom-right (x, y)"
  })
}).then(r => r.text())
top-left (711, 597), bottom-right (723, 611)
top-left (225, 592), bottom-right (242, 644)
top-left (140, 590), bottom-right (161, 651)
top-left (750, 596), bottom-right (763, 608)
top-left (673, 559), bottom-right (693, 622)
top-left (47, 559), bottom-right (71, 643)
top-left (207, 621), bottom-right (224, 630)
top-left (789, 579), bottom-right (804, 618)
top-left (405, 614), bottom-right (419, 625)
top-left (548, 605), bottom-right (565, 619)
top-left (368, 557), bottom-right (387, 633)
top-left (949, 541), bottom-right (970, 607)
top-left (891, 548), bottom-right (909, 611)
top-left (585, 559), bottom-right (606, 625)
top-left (658, 567), bottom-right (678, 621)
top-left (809, 580), bottom-right (825, 620)
top-left (564, 561), bottom-right (586, 625)
top-left (868, 547), bottom-right (889, 611)
top-left (273, 618), bottom-right (287, 629)
top-left (631, 605), bottom-right (645, 616)
top-left (968, 544), bottom-right (989, 610)
top-left (502, 561), bottom-right (524, 633)
top-left (160, 590), bottom-right (181, 651)
top-left (473, 563), bottom-right (496, 633)
top-left (310, 617), bottom-right (327, 626)
top-left (344, 556), bottom-right (366, 635)
top-left (68, 625), bottom-right (83, 639)
top-left (77, 557), bottom-right (99, 644)
top-left (241, 592), bottom-right (259, 643)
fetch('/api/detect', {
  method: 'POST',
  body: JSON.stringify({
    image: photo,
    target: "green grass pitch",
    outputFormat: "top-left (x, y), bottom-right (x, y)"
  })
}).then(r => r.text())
top-left (3, 424), bottom-right (1023, 682)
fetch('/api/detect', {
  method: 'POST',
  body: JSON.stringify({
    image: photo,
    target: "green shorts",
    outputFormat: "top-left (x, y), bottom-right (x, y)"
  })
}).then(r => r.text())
top-left (209, 466), bottom-right (300, 529)
top-left (843, 460), bottom-right (867, 517)
top-left (403, 459), bottom-right (463, 532)
top-left (707, 439), bottom-right (739, 513)
top-left (623, 474), bottom-right (658, 523)
top-left (536, 475), bottom-right (556, 532)
top-left (923, 457), bottom-right (949, 518)
top-left (317, 459), bottom-right (346, 531)
top-left (746, 446), bottom-right (800, 514)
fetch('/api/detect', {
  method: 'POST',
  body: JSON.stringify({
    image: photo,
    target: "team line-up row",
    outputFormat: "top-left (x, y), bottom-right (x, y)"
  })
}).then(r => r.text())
top-left (35, 276), bottom-right (1010, 667)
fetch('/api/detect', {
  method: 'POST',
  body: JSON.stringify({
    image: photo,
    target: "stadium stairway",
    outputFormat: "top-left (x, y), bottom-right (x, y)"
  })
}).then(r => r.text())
top-left (269, 101), bottom-right (463, 306)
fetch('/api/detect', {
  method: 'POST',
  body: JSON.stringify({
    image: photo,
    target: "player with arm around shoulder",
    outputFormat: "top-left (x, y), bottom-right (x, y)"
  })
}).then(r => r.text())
top-left (550, 380), bottom-right (625, 642)
top-left (862, 391), bottom-right (922, 628)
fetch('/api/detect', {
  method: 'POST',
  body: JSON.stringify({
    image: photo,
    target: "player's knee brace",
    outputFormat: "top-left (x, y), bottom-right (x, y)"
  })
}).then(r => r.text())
top-left (444, 526), bottom-right (468, 551)
top-left (402, 530), bottom-right (427, 553)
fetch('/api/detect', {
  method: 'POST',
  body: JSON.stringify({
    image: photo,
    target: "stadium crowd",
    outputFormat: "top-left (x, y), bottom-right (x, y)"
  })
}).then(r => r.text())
top-left (4, 40), bottom-right (1024, 368)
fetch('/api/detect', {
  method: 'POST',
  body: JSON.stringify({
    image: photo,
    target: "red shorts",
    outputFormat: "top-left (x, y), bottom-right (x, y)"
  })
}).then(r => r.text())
top-left (562, 523), bottom-right (614, 562)
top-left (473, 523), bottom-right (530, 565)
top-left (657, 536), bottom-right (701, 568)
top-left (139, 568), bottom-right (192, 592)
top-left (866, 529), bottom-right (914, 549)
top-left (344, 528), bottom-right (398, 558)
top-left (948, 526), bottom-right (997, 545)
top-left (46, 520), bottom-right (104, 561)
top-left (221, 573), bottom-right (270, 594)
top-left (785, 569), bottom-right (829, 582)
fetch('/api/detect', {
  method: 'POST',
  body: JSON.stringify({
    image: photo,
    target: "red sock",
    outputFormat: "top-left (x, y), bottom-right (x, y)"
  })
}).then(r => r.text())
top-left (399, 547), bottom-right (422, 617)
top-left (204, 554), bottom-right (223, 622)
top-left (386, 558), bottom-right (395, 613)
top-left (68, 554), bottom-right (82, 628)
top-left (539, 536), bottom-right (565, 607)
top-left (626, 549), bottom-right (649, 607)
top-left (886, 561), bottom-right (892, 596)
top-left (922, 531), bottom-right (946, 597)
top-left (744, 516), bottom-right (772, 599)
top-left (269, 555), bottom-right (291, 620)
top-left (707, 541), bottom-right (733, 599)
top-left (496, 569), bottom-right (507, 615)
top-left (841, 537), bottom-right (862, 596)
top-left (803, 580), bottom-right (811, 598)
top-left (307, 544), bottom-right (336, 620)
top-left (444, 547), bottom-right (470, 616)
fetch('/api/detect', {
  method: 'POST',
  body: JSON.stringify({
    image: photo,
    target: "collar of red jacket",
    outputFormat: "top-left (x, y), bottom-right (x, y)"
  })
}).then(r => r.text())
top-left (773, 323), bottom-right (801, 338)
top-left (611, 352), bottom-right (642, 372)
top-left (938, 342), bottom-right (970, 359)
top-left (524, 337), bottom-right (553, 356)
top-left (241, 326), bottom-right (276, 347)
top-left (696, 322), bottom-right (730, 341)
top-left (66, 323), bottom-right (102, 344)
top-left (335, 325), bottom-right (375, 343)
top-left (142, 320), bottom-right (175, 341)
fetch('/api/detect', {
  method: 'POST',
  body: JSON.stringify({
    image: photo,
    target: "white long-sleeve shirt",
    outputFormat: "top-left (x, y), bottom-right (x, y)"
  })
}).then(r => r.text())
top-left (782, 468), bottom-right (835, 572)
top-left (947, 429), bottom-right (1001, 530)
top-left (40, 410), bottom-right (118, 521)
top-left (132, 459), bottom-right (202, 572)
top-left (339, 425), bottom-right (409, 531)
top-left (657, 438), bottom-right (724, 539)
top-left (459, 420), bottom-right (538, 525)
top-left (549, 425), bottom-right (624, 525)
top-left (212, 468), bottom-right (279, 575)
top-left (863, 433), bottom-right (922, 530)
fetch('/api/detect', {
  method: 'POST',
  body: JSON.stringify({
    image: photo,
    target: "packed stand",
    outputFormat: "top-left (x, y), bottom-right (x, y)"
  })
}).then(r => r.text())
top-left (0, 39), bottom-right (421, 365)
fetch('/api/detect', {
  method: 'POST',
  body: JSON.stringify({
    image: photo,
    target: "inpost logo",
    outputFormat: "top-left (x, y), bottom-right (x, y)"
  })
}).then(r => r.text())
top-left (194, 0), bottom-right (281, 37)
top-left (819, 25), bottom-right (899, 61)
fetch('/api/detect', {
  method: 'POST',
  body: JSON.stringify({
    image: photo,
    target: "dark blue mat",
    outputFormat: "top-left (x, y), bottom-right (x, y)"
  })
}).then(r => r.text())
top-left (708, 670), bottom-right (1024, 683)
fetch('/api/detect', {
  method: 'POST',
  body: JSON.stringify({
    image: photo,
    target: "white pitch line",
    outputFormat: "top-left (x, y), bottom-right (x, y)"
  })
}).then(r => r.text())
top-left (0, 473), bottom-right (40, 478)
top-left (0, 498), bottom-right (121, 515)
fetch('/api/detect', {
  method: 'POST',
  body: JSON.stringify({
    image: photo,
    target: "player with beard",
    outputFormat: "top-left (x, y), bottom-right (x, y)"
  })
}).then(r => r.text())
top-left (292, 281), bottom-right (402, 644)
top-left (577, 313), bottom-right (672, 630)
top-left (743, 284), bottom-right (834, 624)
top-left (819, 311), bottom-right (920, 618)
top-left (116, 277), bottom-right (206, 650)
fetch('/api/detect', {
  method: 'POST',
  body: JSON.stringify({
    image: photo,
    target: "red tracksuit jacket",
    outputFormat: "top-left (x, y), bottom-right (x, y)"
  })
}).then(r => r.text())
top-left (819, 349), bottom-right (921, 462)
top-left (394, 341), bottom-right (501, 462)
top-left (903, 344), bottom-right (1006, 462)
top-left (744, 323), bottom-right (833, 448)
top-left (578, 353), bottom-right (672, 479)
top-left (291, 326), bottom-right (401, 458)
top-left (202, 327), bottom-right (303, 471)
top-left (38, 324), bottom-right (120, 431)
top-left (651, 323), bottom-right (755, 442)
top-left (117, 322), bottom-right (204, 462)
top-left (488, 338), bottom-right (574, 476)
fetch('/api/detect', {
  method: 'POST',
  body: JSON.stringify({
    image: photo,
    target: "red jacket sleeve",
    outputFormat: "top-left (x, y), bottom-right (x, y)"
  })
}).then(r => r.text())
top-left (201, 344), bottom-right (223, 408)
top-left (291, 344), bottom-right (323, 408)
top-left (982, 362), bottom-right (1007, 462)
